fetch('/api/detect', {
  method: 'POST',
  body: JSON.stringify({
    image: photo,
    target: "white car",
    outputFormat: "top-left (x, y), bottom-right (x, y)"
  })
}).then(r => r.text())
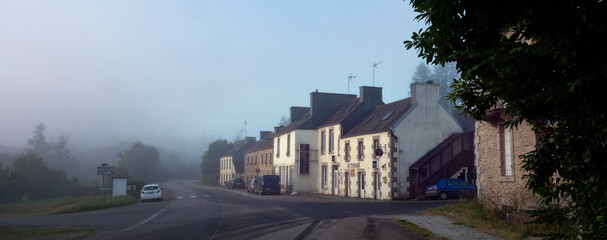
top-left (140, 184), bottom-right (162, 202)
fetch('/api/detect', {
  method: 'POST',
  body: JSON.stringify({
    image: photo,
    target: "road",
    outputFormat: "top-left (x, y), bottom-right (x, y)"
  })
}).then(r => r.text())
top-left (0, 180), bottom-right (452, 239)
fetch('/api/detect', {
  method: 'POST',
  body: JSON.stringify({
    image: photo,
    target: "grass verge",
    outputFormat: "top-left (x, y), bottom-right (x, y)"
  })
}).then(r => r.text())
top-left (0, 226), bottom-right (96, 240)
top-left (56, 195), bottom-right (138, 214)
top-left (418, 199), bottom-right (562, 239)
top-left (0, 195), bottom-right (139, 218)
top-left (396, 219), bottom-right (448, 240)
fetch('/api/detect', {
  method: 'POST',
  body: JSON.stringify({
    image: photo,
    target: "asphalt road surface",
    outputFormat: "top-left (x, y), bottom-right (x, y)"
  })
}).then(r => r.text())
top-left (0, 180), bottom-right (452, 239)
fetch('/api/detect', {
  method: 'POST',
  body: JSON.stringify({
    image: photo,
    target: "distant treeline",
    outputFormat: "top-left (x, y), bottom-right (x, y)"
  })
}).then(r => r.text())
top-left (0, 151), bottom-right (97, 202)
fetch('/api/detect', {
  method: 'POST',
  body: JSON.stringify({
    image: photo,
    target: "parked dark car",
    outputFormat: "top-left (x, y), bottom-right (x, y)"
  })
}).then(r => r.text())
top-left (425, 178), bottom-right (476, 200)
top-left (253, 175), bottom-right (280, 195)
top-left (227, 178), bottom-right (245, 189)
top-left (247, 179), bottom-right (256, 193)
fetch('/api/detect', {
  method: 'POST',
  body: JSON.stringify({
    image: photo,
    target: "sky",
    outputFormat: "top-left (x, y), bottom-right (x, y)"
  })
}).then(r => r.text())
top-left (0, 1), bottom-right (426, 160)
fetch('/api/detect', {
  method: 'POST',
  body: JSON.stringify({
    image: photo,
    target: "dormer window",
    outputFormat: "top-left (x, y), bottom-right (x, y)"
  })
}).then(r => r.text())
top-left (382, 111), bottom-right (394, 120)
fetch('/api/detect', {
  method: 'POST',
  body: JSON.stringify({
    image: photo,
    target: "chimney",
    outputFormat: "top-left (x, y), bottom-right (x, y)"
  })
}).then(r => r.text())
top-left (359, 86), bottom-right (383, 104)
top-left (290, 107), bottom-right (309, 123)
top-left (259, 131), bottom-right (272, 139)
top-left (411, 81), bottom-right (440, 105)
top-left (274, 126), bottom-right (284, 134)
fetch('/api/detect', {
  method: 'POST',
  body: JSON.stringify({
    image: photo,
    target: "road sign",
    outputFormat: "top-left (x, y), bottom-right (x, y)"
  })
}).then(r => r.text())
top-left (97, 166), bottom-right (113, 175)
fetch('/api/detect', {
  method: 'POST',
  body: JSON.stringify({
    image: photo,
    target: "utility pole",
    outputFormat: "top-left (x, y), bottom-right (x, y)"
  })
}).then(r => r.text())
top-left (348, 74), bottom-right (356, 94)
top-left (372, 61), bottom-right (383, 86)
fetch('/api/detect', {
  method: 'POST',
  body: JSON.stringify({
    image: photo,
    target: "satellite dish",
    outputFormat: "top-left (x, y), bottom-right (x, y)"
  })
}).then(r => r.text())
top-left (374, 148), bottom-right (384, 157)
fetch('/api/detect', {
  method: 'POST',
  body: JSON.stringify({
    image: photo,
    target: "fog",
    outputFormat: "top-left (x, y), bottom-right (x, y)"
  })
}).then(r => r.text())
top-left (0, 1), bottom-right (425, 179)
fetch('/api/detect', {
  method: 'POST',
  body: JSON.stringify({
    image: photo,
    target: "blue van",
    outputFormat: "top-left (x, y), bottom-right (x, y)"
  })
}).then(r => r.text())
top-left (253, 175), bottom-right (280, 195)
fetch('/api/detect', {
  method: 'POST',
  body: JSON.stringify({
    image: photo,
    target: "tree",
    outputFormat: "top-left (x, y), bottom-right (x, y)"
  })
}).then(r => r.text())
top-left (411, 62), bottom-right (431, 83)
top-left (118, 142), bottom-right (162, 183)
top-left (200, 140), bottom-right (233, 185)
top-left (405, 0), bottom-right (607, 237)
top-left (6, 151), bottom-right (70, 201)
top-left (278, 115), bottom-right (290, 127)
top-left (411, 62), bottom-right (460, 113)
top-left (27, 123), bottom-right (51, 156)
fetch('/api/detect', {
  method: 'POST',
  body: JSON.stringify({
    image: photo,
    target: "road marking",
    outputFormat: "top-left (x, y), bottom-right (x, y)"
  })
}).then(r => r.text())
top-left (202, 195), bottom-right (210, 198)
top-left (190, 195), bottom-right (197, 198)
top-left (177, 196), bottom-right (183, 199)
top-left (124, 208), bottom-right (166, 231)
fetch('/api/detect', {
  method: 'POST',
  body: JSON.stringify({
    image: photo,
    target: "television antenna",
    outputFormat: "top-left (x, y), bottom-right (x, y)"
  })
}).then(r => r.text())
top-left (347, 74), bottom-right (357, 94)
top-left (372, 61), bottom-right (383, 86)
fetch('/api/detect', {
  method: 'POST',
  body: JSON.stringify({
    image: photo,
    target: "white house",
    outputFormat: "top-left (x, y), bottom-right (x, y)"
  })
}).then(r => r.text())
top-left (338, 81), bottom-right (463, 199)
top-left (316, 86), bottom-right (384, 196)
top-left (273, 91), bottom-right (356, 193)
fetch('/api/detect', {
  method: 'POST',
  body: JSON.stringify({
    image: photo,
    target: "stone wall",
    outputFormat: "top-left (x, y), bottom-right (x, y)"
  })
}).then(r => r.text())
top-left (475, 120), bottom-right (541, 210)
top-left (244, 148), bottom-right (274, 183)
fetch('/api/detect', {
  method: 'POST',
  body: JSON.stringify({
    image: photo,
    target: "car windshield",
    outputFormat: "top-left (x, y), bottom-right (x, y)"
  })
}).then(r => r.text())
top-left (263, 177), bottom-right (279, 184)
top-left (144, 186), bottom-right (158, 190)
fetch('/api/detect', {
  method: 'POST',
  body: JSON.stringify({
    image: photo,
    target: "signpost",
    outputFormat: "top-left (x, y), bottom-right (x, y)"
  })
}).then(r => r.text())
top-left (299, 144), bottom-right (310, 174)
top-left (97, 163), bottom-right (113, 202)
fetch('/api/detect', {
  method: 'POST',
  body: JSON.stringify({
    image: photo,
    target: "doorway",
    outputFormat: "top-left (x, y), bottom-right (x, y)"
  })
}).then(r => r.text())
top-left (374, 172), bottom-right (380, 199)
top-left (332, 166), bottom-right (338, 195)
top-left (359, 172), bottom-right (365, 198)
top-left (344, 172), bottom-right (349, 197)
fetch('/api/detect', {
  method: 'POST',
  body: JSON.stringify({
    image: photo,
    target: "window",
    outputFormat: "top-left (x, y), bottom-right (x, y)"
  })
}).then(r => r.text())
top-left (499, 123), bottom-right (514, 177)
top-left (382, 111), bottom-right (394, 120)
top-left (287, 134), bottom-right (291, 156)
top-left (329, 129), bottom-right (334, 153)
top-left (276, 138), bottom-right (280, 157)
top-left (373, 138), bottom-right (380, 157)
top-left (321, 131), bottom-right (326, 154)
top-left (321, 165), bottom-right (328, 188)
top-left (255, 155), bottom-right (257, 165)
top-left (345, 142), bottom-right (351, 162)
top-left (357, 140), bottom-right (364, 160)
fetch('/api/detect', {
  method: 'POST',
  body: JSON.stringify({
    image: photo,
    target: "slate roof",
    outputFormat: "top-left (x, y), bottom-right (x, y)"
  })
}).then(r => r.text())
top-left (275, 111), bottom-right (312, 135)
top-left (222, 138), bottom-right (256, 174)
top-left (342, 98), bottom-right (413, 138)
top-left (245, 134), bottom-right (274, 153)
top-left (319, 98), bottom-right (362, 127)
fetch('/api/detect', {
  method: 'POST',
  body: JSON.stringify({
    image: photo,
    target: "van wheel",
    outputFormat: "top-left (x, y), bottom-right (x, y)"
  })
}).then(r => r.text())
top-left (440, 192), bottom-right (448, 200)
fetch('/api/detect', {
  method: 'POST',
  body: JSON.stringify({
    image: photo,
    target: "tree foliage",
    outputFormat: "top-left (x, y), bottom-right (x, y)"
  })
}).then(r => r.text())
top-left (26, 123), bottom-right (77, 172)
top-left (200, 139), bottom-right (233, 185)
top-left (412, 62), bottom-right (460, 113)
top-left (118, 142), bottom-right (162, 183)
top-left (405, 0), bottom-right (607, 237)
top-left (0, 152), bottom-right (93, 202)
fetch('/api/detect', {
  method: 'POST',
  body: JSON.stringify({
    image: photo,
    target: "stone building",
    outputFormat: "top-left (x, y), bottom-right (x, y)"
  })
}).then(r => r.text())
top-left (475, 107), bottom-right (541, 210)
top-left (244, 131), bottom-right (274, 184)
top-left (219, 137), bottom-right (256, 186)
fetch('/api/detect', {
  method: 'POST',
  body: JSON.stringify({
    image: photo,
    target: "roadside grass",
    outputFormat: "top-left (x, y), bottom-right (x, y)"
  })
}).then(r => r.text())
top-left (0, 197), bottom-right (75, 218)
top-left (418, 199), bottom-right (562, 239)
top-left (0, 195), bottom-right (138, 218)
top-left (56, 195), bottom-right (138, 214)
top-left (396, 219), bottom-right (448, 240)
top-left (0, 226), bottom-right (95, 240)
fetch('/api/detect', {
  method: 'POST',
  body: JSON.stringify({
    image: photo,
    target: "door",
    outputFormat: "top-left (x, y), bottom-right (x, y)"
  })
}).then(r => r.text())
top-left (333, 166), bottom-right (338, 195)
top-left (359, 172), bottom-right (365, 198)
top-left (345, 172), bottom-right (349, 197)
top-left (374, 172), bottom-right (380, 199)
